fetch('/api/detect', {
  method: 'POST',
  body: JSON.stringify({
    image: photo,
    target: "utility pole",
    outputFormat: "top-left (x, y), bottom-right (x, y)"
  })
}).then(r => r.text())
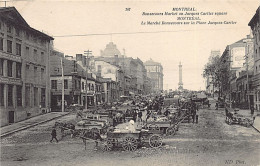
top-left (0, 1), bottom-right (7, 7)
top-left (212, 76), bottom-right (214, 98)
top-left (243, 37), bottom-right (252, 108)
top-left (61, 57), bottom-right (64, 112)
top-left (84, 50), bottom-right (92, 111)
top-left (245, 53), bottom-right (250, 107)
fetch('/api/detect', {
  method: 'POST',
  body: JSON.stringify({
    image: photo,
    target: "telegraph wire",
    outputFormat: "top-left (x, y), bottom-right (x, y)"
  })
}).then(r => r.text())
top-left (53, 27), bottom-right (248, 38)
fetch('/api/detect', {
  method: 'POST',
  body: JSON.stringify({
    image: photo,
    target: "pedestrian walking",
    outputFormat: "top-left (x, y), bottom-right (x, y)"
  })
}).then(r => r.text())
top-left (215, 101), bottom-right (218, 110)
top-left (250, 105), bottom-right (255, 115)
top-left (138, 110), bottom-right (143, 122)
top-left (50, 127), bottom-right (58, 143)
top-left (133, 110), bottom-right (137, 122)
top-left (146, 109), bottom-right (151, 122)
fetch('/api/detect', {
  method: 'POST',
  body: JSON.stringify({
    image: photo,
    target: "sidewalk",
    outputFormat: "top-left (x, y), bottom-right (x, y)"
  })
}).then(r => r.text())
top-left (252, 116), bottom-right (260, 132)
top-left (0, 112), bottom-right (69, 138)
top-left (227, 108), bottom-right (260, 132)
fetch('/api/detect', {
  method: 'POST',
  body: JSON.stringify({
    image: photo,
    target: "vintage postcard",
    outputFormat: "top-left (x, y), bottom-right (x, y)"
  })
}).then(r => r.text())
top-left (0, 0), bottom-right (259, 166)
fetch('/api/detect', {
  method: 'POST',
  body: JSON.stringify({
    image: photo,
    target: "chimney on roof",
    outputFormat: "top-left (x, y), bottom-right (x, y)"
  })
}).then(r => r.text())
top-left (114, 54), bottom-right (119, 66)
top-left (65, 55), bottom-right (73, 60)
top-left (76, 54), bottom-right (83, 61)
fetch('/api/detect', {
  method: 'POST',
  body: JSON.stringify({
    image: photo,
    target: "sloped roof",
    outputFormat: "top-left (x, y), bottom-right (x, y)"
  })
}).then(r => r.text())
top-left (50, 55), bottom-right (85, 77)
top-left (0, 7), bottom-right (29, 26)
top-left (0, 7), bottom-right (54, 40)
top-left (248, 6), bottom-right (259, 28)
top-left (233, 39), bottom-right (245, 44)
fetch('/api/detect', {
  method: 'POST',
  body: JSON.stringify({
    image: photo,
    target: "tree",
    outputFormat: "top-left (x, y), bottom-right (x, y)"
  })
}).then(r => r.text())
top-left (203, 54), bottom-right (231, 98)
top-left (203, 55), bottom-right (220, 96)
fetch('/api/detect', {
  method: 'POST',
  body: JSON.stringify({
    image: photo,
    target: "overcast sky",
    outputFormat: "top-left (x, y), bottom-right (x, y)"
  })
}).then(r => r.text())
top-left (7, 0), bottom-right (259, 91)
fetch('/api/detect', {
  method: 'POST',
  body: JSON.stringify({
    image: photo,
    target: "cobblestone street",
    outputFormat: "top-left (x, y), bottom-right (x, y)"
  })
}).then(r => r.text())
top-left (1, 104), bottom-right (259, 166)
top-left (1, 2), bottom-right (260, 166)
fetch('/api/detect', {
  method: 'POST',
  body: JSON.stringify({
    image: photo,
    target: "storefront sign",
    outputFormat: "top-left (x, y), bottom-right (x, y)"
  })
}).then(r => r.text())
top-left (0, 52), bottom-right (22, 62)
top-left (0, 77), bottom-right (22, 85)
top-left (231, 47), bottom-right (245, 69)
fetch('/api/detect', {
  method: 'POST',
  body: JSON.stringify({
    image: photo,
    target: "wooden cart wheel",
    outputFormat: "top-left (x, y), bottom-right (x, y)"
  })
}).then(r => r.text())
top-left (244, 119), bottom-right (251, 127)
top-left (122, 137), bottom-right (138, 151)
top-left (227, 118), bottom-right (231, 125)
top-left (174, 124), bottom-right (179, 132)
top-left (101, 139), bottom-right (113, 151)
top-left (90, 128), bottom-right (100, 138)
top-left (166, 127), bottom-right (176, 136)
top-left (79, 129), bottom-right (85, 137)
top-left (238, 118), bottom-right (242, 124)
top-left (166, 127), bottom-right (172, 136)
top-left (143, 124), bottom-right (149, 129)
top-left (83, 130), bottom-right (92, 139)
top-left (72, 129), bottom-right (81, 137)
top-left (149, 134), bottom-right (162, 148)
top-left (91, 128), bottom-right (100, 134)
top-left (100, 127), bottom-right (108, 135)
top-left (148, 124), bottom-right (159, 131)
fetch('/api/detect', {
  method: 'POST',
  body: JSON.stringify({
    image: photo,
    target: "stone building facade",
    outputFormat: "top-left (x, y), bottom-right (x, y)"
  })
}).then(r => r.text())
top-left (249, 6), bottom-right (260, 111)
top-left (219, 35), bottom-right (254, 107)
top-left (0, 7), bottom-right (53, 126)
top-left (144, 59), bottom-right (164, 93)
top-left (50, 55), bottom-right (85, 110)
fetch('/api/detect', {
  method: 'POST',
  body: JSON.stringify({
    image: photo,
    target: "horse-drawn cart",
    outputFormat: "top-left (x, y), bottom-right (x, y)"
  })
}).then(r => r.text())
top-left (142, 107), bottom-right (191, 136)
top-left (75, 118), bottom-right (110, 137)
top-left (101, 130), bottom-right (163, 151)
top-left (225, 109), bottom-right (254, 127)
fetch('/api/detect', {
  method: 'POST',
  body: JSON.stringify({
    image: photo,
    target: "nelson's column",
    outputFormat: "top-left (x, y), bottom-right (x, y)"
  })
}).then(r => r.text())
top-left (178, 62), bottom-right (183, 91)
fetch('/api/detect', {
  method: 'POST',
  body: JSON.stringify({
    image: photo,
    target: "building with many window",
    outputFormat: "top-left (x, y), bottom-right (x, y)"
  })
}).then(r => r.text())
top-left (219, 35), bottom-right (254, 107)
top-left (50, 54), bottom-right (88, 110)
top-left (144, 59), bottom-right (164, 93)
top-left (0, 7), bottom-right (54, 126)
top-left (95, 60), bottom-right (120, 102)
top-left (249, 6), bottom-right (260, 111)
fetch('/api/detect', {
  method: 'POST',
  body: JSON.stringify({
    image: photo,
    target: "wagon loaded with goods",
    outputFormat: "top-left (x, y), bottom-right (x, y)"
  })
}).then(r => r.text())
top-left (100, 129), bottom-right (163, 151)
top-left (166, 109), bottom-right (191, 135)
top-left (143, 108), bottom-right (191, 136)
top-left (225, 109), bottom-right (254, 127)
top-left (54, 115), bottom-right (110, 139)
top-left (75, 118), bottom-right (109, 137)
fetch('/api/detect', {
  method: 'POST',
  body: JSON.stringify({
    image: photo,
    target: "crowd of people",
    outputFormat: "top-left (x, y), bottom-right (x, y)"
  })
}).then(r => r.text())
top-left (106, 95), bottom-right (165, 126)
top-left (107, 95), bottom-right (200, 126)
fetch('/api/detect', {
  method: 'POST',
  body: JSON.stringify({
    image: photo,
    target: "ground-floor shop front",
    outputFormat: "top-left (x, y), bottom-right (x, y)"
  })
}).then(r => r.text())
top-left (50, 90), bottom-right (81, 110)
top-left (0, 82), bottom-right (49, 127)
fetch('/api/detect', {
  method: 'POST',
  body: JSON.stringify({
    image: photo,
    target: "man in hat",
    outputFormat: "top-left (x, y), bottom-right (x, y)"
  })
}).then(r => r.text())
top-left (138, 109), bottom-right (143, 122)
top-left (50, 127), bottom-right (58, 143)
top-left (133, 110), bottom-right (137, 122)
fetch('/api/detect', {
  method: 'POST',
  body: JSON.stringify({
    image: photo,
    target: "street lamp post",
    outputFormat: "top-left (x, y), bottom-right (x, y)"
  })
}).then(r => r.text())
top-left (245, 54), bottom-right (249, 108)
